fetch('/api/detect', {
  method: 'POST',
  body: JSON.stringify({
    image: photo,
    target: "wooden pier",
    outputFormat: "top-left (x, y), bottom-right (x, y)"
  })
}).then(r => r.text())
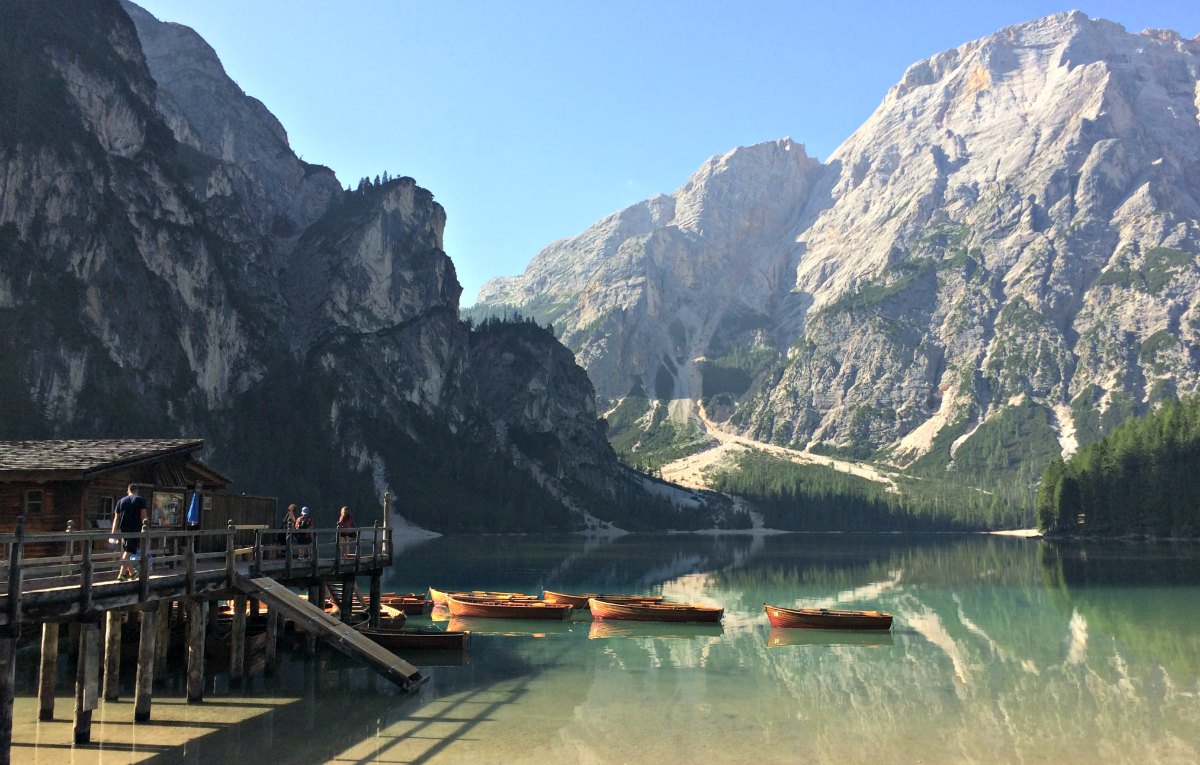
top-left (0, 500), bottom-right (417, 764)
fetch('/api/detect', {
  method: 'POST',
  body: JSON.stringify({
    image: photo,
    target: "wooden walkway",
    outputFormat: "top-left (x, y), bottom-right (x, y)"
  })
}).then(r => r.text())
top-left (0, 515), bottom-right (409, 764)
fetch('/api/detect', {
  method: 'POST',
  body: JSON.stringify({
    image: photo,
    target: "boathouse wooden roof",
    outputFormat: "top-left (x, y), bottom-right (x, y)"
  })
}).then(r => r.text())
top-left (0, 439), bottom-right (230, 486)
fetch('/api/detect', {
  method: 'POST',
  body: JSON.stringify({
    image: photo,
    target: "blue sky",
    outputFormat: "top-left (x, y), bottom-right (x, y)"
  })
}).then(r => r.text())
top-left (133, 1), bottom-right (1200, 306)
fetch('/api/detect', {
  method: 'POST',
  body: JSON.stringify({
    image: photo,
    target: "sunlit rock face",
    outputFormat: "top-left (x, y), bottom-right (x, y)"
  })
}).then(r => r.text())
top-left (0, 0), bottom-right (655, 530)
top-left (479, 12), bottom-right (1200, 470)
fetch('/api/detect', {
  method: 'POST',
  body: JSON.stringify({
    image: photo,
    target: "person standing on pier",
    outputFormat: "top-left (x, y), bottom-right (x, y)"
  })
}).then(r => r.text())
top-left (295, 506), bottom-right (314, 559)
top-left (111, 484), bottom-right (148, 581)
top-left (279, 504), bottom-right (298, 559)
top-left (337, 506), bottom-right (355, 559)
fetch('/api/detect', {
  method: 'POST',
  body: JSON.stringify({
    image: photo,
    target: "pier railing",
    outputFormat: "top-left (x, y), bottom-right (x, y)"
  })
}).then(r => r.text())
top-left (0, 519), bottom-right (393, 627)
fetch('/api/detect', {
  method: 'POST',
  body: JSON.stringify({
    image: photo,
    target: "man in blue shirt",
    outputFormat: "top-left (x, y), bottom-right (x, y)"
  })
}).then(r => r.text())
top-left (110, 484), bottom-right (148, 581)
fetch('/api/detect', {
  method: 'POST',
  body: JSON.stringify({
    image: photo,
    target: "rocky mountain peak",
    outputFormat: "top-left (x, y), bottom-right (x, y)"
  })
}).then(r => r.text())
top-left (476, 11), bottom-right (1200, 519)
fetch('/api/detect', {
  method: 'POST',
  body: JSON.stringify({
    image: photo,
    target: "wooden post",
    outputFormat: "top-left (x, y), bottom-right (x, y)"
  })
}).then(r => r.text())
top-left (264, 610), bottom-right (279, 671)
top-left (0, 634), bottom-right (15, 764)
top-left (333, 529), bottom-right (341, 576)
top-left (311, 531), bottom-right (319, 578)
top-left (230, 593), bottom-right (247, 681)
top-left (369, 574), bottom-right (382, 629)
top-left (382, 491), bottom-right (391, 560)
top-left (7, 517), bottom-right (24, 633)
top-left (186, 600), bottom-right (206, 703)
top-left (134, 606), bottom-right (157, 722)
top-left (102, 610), bottom-right (122, 701)
top-left (73, 620), bottom-right (100, 744)
top-left (253, 528), bottom-right (264, 576)
top-left (38, 622), bottom-right (59, 721)
top-left (353, 530), bottom-right (362, 574)
top-left (185, 534), bottom-right (196, 594)
top-left (138, 519), bottom-right (151, 603)
top-left (371, 522), bottom-right (380, 569)
top-left (65, 519), bottom-right (75, 576)
top-left (225, 520), bottom-right (235, 588)
top-left (154, 600), bottom-right (171, 675)
top-left (284, 531), bottom-right (294, 579)
top-left (79, 540), bottom-right (93, 614)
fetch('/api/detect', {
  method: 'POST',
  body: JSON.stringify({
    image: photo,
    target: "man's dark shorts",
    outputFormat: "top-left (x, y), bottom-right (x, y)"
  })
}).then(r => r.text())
top-left (123, 537), bottom-right (141, 555)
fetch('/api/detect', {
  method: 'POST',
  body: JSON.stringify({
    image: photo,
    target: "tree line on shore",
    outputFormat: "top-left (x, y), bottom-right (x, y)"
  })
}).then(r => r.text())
top-left (1037, 396), bottom-right (1200, 538)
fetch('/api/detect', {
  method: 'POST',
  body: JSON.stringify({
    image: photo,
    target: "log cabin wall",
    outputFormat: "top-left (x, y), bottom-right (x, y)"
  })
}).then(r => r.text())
top-left (195, 494), bottom-right (277, 551)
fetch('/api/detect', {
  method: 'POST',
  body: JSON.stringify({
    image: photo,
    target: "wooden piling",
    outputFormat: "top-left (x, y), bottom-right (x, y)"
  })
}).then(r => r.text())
top-left (102, 610), bottom-right (122, 701)
top-left (134, 606), bottom-right (157, 721)
top-left (154, 600), bottom-right (171, 674)
top-left (230, 593), bottom-right (247, 681)
top-left (369, 574), bottom-right (382, 629)
top-left (306, 584), bottom-right (321, 654)
top-left (38, 622), bottom-right (59, 721)
top-left (0, 635), bottom-right (15, 765)
top-left (264, 610), bottom-right (279, 671)
top-left (338, 575), bottom-right (355, 624)
top-left (73, 620), bottom-right (100, 745)
top-left (186, 600), bottom-right (206, 703)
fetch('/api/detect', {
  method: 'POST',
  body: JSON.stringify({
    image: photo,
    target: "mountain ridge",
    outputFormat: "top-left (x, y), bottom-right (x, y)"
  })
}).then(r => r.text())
top-left (0, 0), bottom-right (705, 532)
top-left (476, 11), bottom-right (1200, 518)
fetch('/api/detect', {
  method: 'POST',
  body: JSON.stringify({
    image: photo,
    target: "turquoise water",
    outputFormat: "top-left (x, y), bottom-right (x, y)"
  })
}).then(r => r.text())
top-left (16, 533), bottom-right (1200, 763)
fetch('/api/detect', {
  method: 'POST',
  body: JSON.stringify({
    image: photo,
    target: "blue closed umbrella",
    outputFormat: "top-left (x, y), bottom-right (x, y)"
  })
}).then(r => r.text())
top-left (186, 492), bottom-right (201, 526)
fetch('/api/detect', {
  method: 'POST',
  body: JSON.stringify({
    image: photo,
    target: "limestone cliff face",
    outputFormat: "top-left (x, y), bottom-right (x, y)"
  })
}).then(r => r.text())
top-left (0, 0), bottom-right (664, 531)
top-left (479, 13), bottom-right (1200, 481)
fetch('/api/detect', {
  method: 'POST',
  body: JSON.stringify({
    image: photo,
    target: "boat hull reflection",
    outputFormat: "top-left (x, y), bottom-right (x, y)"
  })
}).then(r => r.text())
top-left (589, 620), bottom-right (724, 640)
top-left (766, 627), bottom-right (895, 648)
top-left (446, 616), bottom-right (578, 637)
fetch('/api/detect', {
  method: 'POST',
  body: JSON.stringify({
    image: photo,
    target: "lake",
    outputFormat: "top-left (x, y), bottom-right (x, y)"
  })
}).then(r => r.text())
top-left (13, 533), bottom-right (1200, 763)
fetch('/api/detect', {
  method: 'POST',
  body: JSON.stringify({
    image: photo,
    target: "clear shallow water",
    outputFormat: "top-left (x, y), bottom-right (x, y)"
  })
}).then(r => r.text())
top-left (15, 534), bottom-right (1200, 763)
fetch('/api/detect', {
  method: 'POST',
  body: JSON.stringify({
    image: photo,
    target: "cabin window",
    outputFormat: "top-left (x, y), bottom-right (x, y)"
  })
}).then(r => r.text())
top-left (24, 489), bottom-right (43, 514)
top-left (98, 496), bottom-right (115, 523)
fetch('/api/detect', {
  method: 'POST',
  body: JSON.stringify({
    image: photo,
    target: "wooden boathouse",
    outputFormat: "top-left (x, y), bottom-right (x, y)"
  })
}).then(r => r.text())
top-left (0, 439), bottom-right (418, 764)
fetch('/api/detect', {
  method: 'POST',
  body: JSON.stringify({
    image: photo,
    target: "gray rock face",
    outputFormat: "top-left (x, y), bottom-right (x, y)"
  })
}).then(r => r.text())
top-left (479, 12), bottom-right (1200, 474)
top-left (0, 0), bottom-right (658, 530)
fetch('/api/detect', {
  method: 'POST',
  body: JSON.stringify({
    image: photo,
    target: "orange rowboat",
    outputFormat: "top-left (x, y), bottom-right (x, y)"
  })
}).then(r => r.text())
top-left (589, 598), bottom-right (723, 623)
top-left (542, 590), bottom-right (664, 610)
top-left (764, 604), bottom-right (893, 631)
top-left (429, 587), bottom-right (540, 607)
top-left (445, 596), bottom-right (573, 620)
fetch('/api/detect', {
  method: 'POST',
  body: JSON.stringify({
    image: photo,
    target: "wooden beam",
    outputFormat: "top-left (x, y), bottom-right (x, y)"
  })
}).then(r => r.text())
top-left (37, 622), bottom-right (59, 721)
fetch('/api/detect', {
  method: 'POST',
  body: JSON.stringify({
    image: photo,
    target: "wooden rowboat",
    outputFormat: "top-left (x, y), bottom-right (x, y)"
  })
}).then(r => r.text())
top-left (542, 590), bottom-right (665, 610)
top-left (764, 604), bottom-right (893, 631)
top-left (355, 623), bottom-right (471, 651)
top-left (445, 595), bottom-right (573, 620)
top-left (429, 587), bottom-right (540, 607)
top-left (589, 598), bottom-right (723, 623)
top-left (377, 594), bottom-right (434, 616)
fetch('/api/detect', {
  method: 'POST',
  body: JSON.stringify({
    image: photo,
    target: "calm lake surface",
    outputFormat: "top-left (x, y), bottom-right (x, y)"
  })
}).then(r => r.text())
top-left (15, 533), bottom-right (1200, 764)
